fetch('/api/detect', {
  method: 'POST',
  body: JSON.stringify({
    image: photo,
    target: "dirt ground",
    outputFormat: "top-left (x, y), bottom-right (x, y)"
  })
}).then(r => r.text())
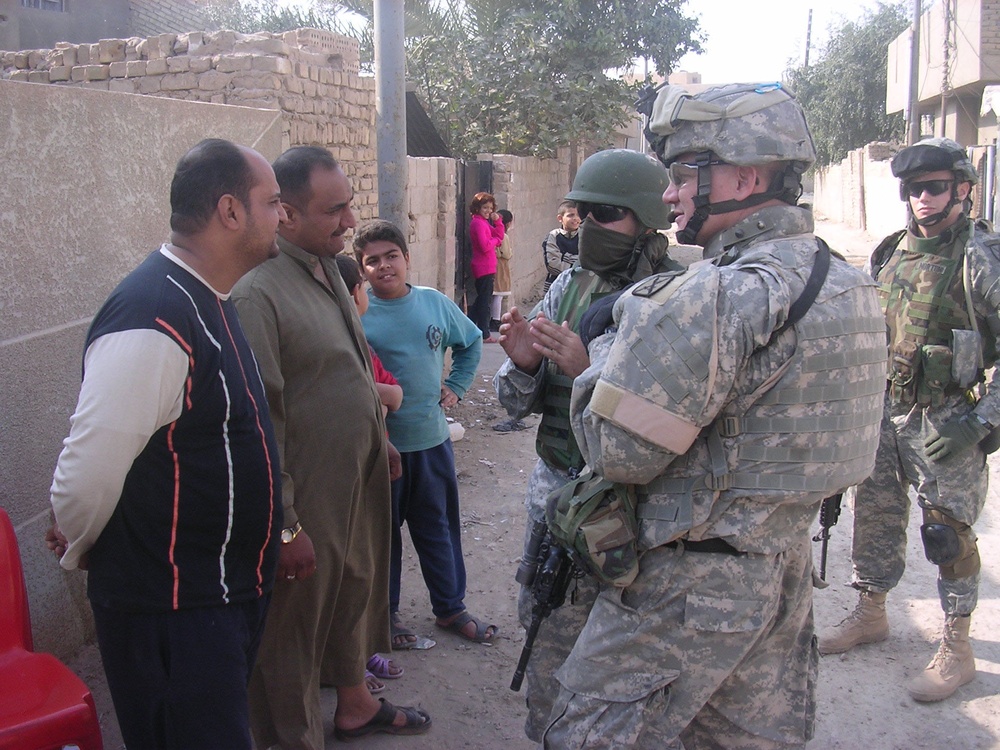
top-left (69, 219), bottom-right (1000, 749)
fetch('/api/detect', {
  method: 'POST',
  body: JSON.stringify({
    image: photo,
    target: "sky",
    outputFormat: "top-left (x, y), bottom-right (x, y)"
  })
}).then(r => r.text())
top-left (672, 0), bottom-right (891, 84)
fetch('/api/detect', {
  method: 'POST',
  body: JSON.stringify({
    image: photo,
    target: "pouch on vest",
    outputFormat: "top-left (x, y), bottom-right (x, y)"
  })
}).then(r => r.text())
top-left (950, 329), bottom-right (981, 389)
top-left (889, 340), bottom-right (920, 403)
top-left (919, 345), bottom-right (952, 406)
top-left (545, 470), bottom-right (639, 588)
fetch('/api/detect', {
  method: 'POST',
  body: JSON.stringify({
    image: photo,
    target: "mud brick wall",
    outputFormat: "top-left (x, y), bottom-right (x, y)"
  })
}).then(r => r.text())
top-left (1, 27), bottom-right (379, 220)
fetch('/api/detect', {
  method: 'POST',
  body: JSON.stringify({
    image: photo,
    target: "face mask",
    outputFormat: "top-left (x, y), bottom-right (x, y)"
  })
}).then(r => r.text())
top-left (578, 219), bottom-right (670, 288)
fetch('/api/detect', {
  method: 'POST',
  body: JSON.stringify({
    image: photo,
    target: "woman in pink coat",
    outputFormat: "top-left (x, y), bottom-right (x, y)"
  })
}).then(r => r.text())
top-left (468, 191), bottom-right (505, 342)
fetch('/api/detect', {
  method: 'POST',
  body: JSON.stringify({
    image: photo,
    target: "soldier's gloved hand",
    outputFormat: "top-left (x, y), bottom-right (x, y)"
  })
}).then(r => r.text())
top-left (924, 414), bottom-right (989, 462)
top-left (580, 291), bottom-right (624, 349)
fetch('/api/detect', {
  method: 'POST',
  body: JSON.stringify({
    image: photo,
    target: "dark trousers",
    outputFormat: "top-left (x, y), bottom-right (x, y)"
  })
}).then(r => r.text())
top-left (469, 273), bottom-right (495, 339)
top-left (389, 440), bottom-right (467, 618)
top-left (92, 595), bottom-right (270, 750)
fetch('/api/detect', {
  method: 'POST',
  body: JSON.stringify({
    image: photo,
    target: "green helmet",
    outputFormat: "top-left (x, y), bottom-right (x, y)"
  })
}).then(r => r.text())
top-left (565, 149), bottom-right (672, 229)
top-left (891, 137), bottom-right (978, 186)
top-left (639, 82), bottom-right (816, 172)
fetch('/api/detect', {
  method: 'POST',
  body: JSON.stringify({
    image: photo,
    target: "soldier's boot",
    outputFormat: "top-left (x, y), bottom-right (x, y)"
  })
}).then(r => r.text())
top-left (816, 590), bottom-right (888, 655)
top-left (908, 614), bottom-right (976, 702)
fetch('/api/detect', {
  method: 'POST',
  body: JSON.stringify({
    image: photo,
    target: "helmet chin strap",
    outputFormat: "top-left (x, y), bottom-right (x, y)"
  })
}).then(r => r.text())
top-left (674, 153), bottom-right (787, 245)
top-left (911, 184), bottom-right (961, 228)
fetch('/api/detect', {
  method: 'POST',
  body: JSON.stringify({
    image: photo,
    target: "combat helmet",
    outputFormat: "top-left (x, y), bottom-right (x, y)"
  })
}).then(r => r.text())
top-left (891, 137), bottom-right (977, 227)
top-left (565, 149), bottom-right (672, 229)
top-left (636, 82), bottom-right (816, 243)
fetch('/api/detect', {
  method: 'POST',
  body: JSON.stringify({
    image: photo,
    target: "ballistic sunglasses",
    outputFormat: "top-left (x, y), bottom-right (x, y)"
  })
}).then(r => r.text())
top-left (668, 159), bottom-right (726, 188)
top-left (903, 179), bottom-right (954, 198)
top-left (576, 201), bottom-right (630, 224)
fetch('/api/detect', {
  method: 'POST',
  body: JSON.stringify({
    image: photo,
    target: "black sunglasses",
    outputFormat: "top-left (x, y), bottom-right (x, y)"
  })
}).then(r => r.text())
top-left (577, 202), bottom-right (630, 224)
top-left (904, 179), bottom-right (954, 198)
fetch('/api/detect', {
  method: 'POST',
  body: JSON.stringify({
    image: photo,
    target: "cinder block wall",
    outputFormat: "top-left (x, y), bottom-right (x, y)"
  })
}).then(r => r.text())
top-left (0, 79), bottom-right (285, 660)
top-left (488, 152), bottom-right (572, 307)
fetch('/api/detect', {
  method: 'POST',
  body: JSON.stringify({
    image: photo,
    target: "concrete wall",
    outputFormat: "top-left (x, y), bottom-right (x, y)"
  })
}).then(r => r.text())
top-left (488, 153), bottom-right (572, 307)
top-left (0, 78), bottom-right (285, 660)
top-left (813, 142), bottom-right (908, 241)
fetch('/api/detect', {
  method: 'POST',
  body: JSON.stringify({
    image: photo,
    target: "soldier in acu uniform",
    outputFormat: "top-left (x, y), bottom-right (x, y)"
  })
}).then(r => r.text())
top-left (543, 83), bottom-right (887, 749)
top-left (818, 138), bottom-right (1000, 703)
top-left (493, 148), bottom-right (678, 741)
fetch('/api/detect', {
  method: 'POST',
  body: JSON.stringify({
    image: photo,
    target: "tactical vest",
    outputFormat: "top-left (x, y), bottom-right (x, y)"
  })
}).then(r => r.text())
top-left (633, 246), bottom-right (886, 555)
top-left (875, 221), bottom-right (977, 405)
top-left (536, 268), bottom-right (615, 473)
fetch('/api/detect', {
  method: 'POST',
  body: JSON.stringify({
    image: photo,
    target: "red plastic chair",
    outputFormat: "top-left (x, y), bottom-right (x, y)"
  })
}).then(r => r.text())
top-left (0, 508), bottom-right (103, 750)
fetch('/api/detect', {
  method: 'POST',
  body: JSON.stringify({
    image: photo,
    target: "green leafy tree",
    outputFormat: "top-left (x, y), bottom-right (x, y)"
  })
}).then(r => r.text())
top-left (785, 2), bottom-right (909, 167)
top-left (205, 0), bottom-right (702, 158)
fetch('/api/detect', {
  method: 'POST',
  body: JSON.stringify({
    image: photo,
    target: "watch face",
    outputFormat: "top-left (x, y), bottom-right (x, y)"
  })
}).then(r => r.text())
top-left (281, 528), bottom-right (292, 544)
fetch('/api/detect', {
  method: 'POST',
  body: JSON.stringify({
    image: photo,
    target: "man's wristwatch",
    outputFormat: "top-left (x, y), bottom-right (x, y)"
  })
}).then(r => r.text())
top-left (280, 522), bottom-right (302, 544)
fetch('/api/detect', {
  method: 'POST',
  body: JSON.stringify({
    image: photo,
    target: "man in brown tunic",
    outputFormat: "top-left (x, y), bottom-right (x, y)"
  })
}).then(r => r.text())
top-left (234, 146), bottom-right (431, 747)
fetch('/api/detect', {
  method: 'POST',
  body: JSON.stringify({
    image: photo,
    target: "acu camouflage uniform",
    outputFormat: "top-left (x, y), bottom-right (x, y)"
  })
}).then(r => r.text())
top-left (495, 249), bottom-right (676, 739)
top-left (849, 217), bottom-right (1000, 616)
top-left (543, 205), bottom-right (886, 749)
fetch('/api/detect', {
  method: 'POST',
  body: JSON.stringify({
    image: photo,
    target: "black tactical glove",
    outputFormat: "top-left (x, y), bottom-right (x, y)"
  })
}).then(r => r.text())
top-left (579, 291), bottom-right (624, 350)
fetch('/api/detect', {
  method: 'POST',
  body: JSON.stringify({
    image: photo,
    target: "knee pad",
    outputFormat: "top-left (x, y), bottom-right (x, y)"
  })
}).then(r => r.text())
top-left (921, 509), bottom-right (980, 579)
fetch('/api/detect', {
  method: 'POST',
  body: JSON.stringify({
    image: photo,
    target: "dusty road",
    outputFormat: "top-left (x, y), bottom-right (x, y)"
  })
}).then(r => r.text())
top-left (67, 219), bottom-right (1000, 748)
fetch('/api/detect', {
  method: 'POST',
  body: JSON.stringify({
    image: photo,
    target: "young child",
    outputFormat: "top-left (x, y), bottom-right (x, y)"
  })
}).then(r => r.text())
top-left (353, 220), bottom-right (497, 647)
top-left (491, 209), bottom-right (514, 331)
top-left (333, 254), bottom-right (405, 691)
top-left (335, 254), bottom-right (403, 418)
top-left (542, 199), bottom-right (580, 289)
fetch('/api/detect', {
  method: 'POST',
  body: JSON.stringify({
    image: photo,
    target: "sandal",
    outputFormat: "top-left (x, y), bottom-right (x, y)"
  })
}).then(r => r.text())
top-left (364, 670), bottom-right (385, 694)
top-left (390, 612), bottom-right (418, 650)
top-left (492, 418), bottom-right (527, 433)
top-left (333, 698), bottom-right (431, 741)
top-left (367, 653), bottom-right (403, 679)
top-left (435, 610), bottom-right (499, 643)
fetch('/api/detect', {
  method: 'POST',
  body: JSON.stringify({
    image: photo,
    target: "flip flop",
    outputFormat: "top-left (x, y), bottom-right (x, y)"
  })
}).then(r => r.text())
top-left (435, 610), bottom-right (499, 644)
top-left (364, 670), bottom-right (385, 694)
top-left (367, 653), bottom-right (403, 679)
top-left (333, 698), bottom-right (431, 741)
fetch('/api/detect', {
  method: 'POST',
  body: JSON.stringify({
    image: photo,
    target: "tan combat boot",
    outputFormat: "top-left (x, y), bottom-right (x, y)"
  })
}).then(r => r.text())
top-left (817, 590), bottom-right (889, 655)
top-left (908, 615), bottom-right (976, 702)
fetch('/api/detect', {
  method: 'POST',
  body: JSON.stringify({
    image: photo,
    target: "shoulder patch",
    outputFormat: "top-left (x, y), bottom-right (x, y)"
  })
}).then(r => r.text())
top-left (631, 269), bottom-right (687, 299)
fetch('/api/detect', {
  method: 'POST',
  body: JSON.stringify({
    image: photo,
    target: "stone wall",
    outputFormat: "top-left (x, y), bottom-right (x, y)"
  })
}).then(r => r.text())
top-left (1, 28), bottom-right (378, 220)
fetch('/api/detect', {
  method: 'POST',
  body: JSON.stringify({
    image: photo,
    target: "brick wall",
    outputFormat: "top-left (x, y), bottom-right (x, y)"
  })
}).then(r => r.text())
top-left (1, 28), bottom-right (378, 220)
top-left (128, 0), bottom-right (210, 38)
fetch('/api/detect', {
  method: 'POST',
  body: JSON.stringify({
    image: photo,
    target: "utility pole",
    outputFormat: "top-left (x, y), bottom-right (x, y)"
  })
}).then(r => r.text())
top-left (907, 0), bottom-right (922, 144)
top-left (939, 0), bottom-right (951, 136)
top-left (804, 9), bottom-right (813, 67)
top-left (375, 0), bottom-right (408, 230)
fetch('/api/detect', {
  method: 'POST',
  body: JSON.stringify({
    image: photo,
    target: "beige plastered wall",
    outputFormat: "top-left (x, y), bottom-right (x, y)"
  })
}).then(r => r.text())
top-left (813, 142), bottom-right (908, 242)
top-left (0, 78), bottom-right (285, 659)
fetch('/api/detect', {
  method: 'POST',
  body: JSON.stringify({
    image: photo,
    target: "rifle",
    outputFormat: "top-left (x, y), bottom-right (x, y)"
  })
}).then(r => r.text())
top-left (510, 520), bottom-right (577, 691)
top-left (812, 493), bottom-right (843, 582)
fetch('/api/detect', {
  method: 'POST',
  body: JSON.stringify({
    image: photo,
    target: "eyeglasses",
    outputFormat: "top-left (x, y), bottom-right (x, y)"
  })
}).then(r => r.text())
top-left (904, 179), bottom-right (954, 198)
top-left (667, 159), bottom-right (726, 188)
top-left (576, 202), bottom-right (630, 224)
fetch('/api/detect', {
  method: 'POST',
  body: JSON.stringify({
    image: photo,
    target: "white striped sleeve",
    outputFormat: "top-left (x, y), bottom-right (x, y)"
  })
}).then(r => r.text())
top-left (50, 329), bottom-right (188, 570)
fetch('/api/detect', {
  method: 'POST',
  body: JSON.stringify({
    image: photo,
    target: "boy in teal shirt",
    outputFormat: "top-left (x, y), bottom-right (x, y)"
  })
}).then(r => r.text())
top-left (354, 220), bottom-right (497, 646)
